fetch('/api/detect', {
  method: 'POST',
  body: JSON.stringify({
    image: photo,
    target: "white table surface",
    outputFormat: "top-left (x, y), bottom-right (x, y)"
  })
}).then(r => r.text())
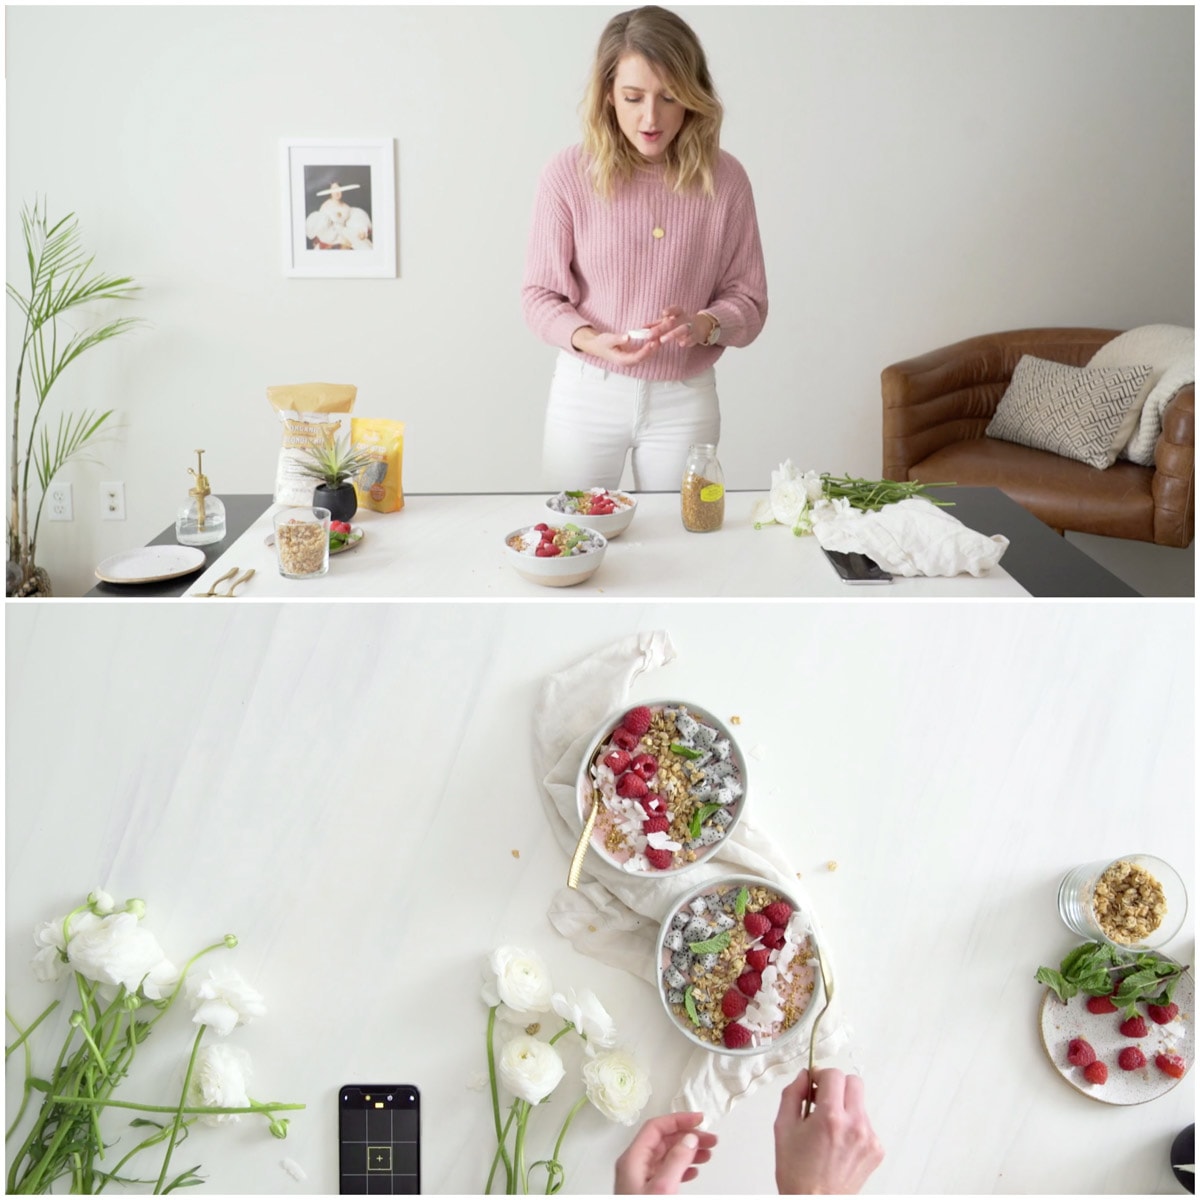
top-left (5, 602), bottom-right (1192, 1195)
top-left (179, 493), bottom-right (1029, 599)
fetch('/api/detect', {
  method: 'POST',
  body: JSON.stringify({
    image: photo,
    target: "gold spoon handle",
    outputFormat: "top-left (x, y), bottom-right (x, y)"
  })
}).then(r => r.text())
top-left (567, 796), bottom-right (600, 890)
top-left (220, 568), bottom-right (256, 597)
top-left (801, 951), bottom-right (834, 1120)
top-left (193, 566), bottom-right (239, 597)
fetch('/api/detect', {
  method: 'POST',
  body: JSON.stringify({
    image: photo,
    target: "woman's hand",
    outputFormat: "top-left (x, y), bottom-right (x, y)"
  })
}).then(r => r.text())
top-left (647, 306), bottom-right (715, 349)
top-left (614, 1111), bottom-right (718, 1194)
top-left (571, 325), bottom-right (660, 365)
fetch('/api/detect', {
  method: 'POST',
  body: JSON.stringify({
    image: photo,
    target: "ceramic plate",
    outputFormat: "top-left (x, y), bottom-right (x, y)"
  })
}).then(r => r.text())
top-left (1039, 959), bottom-right (1193, 1105)
top-left (95, 545), bottom-right (206, 584)
top-left (265, 527), bottom-right (364, 555)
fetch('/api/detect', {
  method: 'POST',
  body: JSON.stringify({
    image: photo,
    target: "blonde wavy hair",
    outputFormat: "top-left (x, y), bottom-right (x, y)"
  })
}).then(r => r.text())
top-left (581, 6), bottom-right (723, 199)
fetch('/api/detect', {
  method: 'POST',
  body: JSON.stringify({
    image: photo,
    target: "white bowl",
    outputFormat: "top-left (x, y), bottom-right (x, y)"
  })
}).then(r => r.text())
top-left (575, 699), bottom-right (747, 877)
top-left (655, 874), bottom-right (823, 1056)
top-left (545, 490), bottom-right (637, 539)
top-left (504, 524), bottom-right (607, 588)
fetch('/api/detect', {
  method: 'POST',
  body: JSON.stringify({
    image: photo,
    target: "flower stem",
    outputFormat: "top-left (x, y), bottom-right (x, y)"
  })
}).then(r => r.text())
top-left (153, 1023), bottom-right (206, 1194)
top-left (547, 1022), bottom-right (574, 1046)
top-left (513, 1100), bottom-right (530, 1194)
top-left (485, 1006), bottom-right (514, 1193)
top-left (485, 1104), bottom-right (518, 1194)
top-left (48, 1095), bottom-right (306, 1117)
top-left (4, 1000), bottom-right (59, 1061)
top-left (547, 1094), bottom-right (587, 1191)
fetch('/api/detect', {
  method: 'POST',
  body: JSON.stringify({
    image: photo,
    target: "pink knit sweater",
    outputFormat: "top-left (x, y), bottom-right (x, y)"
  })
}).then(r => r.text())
top-left (521, 145), bottom-right (768, 380)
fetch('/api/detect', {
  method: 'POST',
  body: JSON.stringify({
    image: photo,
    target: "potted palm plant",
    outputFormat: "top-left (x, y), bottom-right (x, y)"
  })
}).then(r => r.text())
top-left (297, 436), bottom-right (374, 522)
top-left (7, 200), bottom-right (143, 596)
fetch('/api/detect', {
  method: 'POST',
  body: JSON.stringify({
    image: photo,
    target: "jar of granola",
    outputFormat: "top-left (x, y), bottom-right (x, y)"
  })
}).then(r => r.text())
top-left (681, 444), bottom-right (724, 533)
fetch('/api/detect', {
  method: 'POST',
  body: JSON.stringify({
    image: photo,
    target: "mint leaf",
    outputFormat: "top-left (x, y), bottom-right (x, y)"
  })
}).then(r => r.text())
top-left (690, 803), bottom-right (724, 840)
top-left (735, 887), bottom-right (749, 918)
top-left (689, 931), bottom-right (731, 955)
top-left (684, 986), bottom-right (700, 1026)
top-left (670, 743), bottom-right (702, 760)
top-left (1036, 967), bottom-right (1076, 1004)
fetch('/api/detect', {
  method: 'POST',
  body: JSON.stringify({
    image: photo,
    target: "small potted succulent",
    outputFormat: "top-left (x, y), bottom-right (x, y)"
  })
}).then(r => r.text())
top-left (298, 436), bottom-right (373, 523)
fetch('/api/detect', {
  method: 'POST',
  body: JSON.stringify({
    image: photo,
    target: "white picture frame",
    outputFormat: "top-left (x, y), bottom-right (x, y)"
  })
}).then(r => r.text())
top-left (281, 138), bottom-right (396, 278)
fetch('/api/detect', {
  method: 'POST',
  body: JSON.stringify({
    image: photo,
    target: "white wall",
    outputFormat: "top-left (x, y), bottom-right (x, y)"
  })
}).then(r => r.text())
top-left (6, 5), bottom-right (1194, 596)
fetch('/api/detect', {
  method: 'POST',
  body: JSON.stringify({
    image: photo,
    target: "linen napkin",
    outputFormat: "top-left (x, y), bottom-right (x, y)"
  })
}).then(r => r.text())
top-left (811, 496), bottom-right (1009, 578)
top-left (534, 630), bottom-right (847, 1117)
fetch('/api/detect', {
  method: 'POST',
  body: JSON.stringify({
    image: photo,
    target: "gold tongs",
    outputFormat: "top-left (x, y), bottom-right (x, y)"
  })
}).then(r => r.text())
top-left (800, 944), bottom-right (834, 1119)
top-left (567, 793), bottom-right (600, 889)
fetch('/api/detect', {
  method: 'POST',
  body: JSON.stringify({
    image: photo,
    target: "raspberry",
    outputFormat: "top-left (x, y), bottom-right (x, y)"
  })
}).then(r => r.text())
top-left (1085, 995), bottom-right (1118, 1014)
top-left (762, 901), bottom-right (792, 928)
top-left (745, 948), bottom-right (771, 973)
top-left (743, 913), bottom-right (771, 938)
top-left (643, 816), bottom-right (670, 835)
top-left (1066, 1038), bottom-right (1097, 1067)
top-left (761, 926), bottom-right (786, 951)
top-left (615, 772), bottom-right (648, 799)
top-left (723, 1022), bottom-right (752, 1050)
top-left (1117, 1046), bottom-right (1146, 1071)
top-left (535, 544), bottom-right (561, 557)
top-left (736, 970), bottom-right (762, 997)
top-left (534, 523), bottom-right (550, 532)
top-left (644, 847), bottom-right (674, 870)
top-left (1147, 1002), bottom-right (1180, 1025)
top-left (603, 749), bottom-right (632, 774)
top-left (637, 793), bottom-right (666, 817)
top-left (721, 988), bottom-right (748, 1019)
top-left (621, 706), bottom-right (653, 737)
top-left (1154, 1053), bottom-right (1186, 1079)
top-left (1119, 1016), bottom-right (1149, 1038)
top-left (629, 753), bottom-right (659, 781)
top-left (1083, 1061), bottom-right (1108, 1085)
top-left (611, 728), bottom-right (640, 752)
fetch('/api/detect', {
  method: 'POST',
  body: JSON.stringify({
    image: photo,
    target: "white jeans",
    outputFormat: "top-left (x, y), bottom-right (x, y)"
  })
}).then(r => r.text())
top-left (541, 352), bottom-right (721, 491)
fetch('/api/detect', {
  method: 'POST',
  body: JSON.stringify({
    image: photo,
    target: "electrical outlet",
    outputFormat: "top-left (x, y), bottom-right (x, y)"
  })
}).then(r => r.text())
top-left (100, 481), bottom-right (126, 521)
top-left (47, 482), bottom-right (73, 521)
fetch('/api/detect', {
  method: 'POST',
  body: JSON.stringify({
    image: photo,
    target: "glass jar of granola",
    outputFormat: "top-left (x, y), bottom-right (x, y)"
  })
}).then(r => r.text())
top-left (681, 443), bottom-right (724, 533)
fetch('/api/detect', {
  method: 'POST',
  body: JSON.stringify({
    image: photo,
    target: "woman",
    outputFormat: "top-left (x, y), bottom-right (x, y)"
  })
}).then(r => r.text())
top-left (522, 5), bottom-right (768, 491)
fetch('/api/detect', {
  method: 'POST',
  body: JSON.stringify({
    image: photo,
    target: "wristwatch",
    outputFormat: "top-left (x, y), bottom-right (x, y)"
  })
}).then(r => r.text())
top-left (698, 310), bottom-right (721, 346)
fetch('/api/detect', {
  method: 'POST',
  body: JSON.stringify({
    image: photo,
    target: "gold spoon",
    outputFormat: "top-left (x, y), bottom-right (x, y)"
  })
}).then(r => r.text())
top-left (800, 944), bottom-right (834, 1120)
top-left (219, 568), bottom-right (256, 597)
top-left (191, 566), bottom-right (239, 598)
top-left (567, 794), bottom-right (600, 889)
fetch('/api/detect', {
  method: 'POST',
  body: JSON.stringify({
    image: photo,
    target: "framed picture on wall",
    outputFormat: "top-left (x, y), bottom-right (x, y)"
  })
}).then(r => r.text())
top-left (281, 138), bottom-right (396, 278)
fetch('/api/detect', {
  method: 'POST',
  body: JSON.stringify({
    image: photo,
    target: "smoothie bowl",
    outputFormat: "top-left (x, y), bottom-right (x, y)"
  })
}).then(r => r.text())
top-left (504, 523), bottom-right (607, 588)
top-left (656, 875), bottom-right (821, 1055)
top-left (546, 489), bottom-right (637, 538)
top-left (576, 701), bottom-right (746, 876)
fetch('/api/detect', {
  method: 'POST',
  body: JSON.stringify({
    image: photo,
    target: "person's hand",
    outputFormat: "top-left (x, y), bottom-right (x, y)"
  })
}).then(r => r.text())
top-left (773, 1068), bottom-right (883, 1195)
top-left (571, 325), bottom-right (660, 365)
top-left (647, 305), bottom-right (714, 349)
top-left (614, 1111), bottom-right (718, 1194)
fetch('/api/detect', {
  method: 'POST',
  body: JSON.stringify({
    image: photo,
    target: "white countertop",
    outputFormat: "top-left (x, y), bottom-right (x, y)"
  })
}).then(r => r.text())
top-left (180, 493), bottom-right (1029, 599)
top-left (5, 601), bottom-right (1191, 1194)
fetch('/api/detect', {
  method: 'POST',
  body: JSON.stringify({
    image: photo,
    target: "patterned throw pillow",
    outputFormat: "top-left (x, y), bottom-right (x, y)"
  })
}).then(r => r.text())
top-left (985, 356), bottom-right (1152, 469)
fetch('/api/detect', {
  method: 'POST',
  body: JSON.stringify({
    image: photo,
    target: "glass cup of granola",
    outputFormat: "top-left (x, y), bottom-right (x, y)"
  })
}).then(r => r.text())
top-left (273, 506), bottom-right (331, 579)
top-left (1057, 854), bottom-right (1188, 949)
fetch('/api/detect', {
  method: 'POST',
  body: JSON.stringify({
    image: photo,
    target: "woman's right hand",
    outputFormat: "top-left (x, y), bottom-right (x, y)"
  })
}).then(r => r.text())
top-left (571, 325), bottom-right (660, 366)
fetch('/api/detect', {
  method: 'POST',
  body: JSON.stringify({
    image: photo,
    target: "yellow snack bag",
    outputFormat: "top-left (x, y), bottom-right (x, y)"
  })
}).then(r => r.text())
top-left (351, 418), bottom-right (405, 512)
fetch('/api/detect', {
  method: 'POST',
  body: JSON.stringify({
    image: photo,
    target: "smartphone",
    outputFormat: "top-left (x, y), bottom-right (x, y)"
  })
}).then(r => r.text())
top-left (339, 1085), bottom-right (420, 1195)
top-left (821, 547), bottom-right (894, 585)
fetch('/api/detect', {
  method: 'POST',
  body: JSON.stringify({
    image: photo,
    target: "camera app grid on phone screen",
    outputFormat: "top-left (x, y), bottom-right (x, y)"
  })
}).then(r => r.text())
top-left (339, 1087), bottom-right (419, 1195)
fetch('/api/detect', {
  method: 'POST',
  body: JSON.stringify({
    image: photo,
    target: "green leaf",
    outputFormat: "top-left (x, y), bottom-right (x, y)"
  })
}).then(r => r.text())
top-left (1035, 967), bottom-right (1076, 1004)
top-left (690, 803), bottom-right (724, 840)
top-left (670, 743), bottom-right (703, 760)
top-left (735, 887), bottom-right (749, 918)
top-left (689, 930), bottom-right (732, 955)
top-left (683, 986), bottom-right (700, 1026)
top-left (163, 1165), bottom-right (205, 1193)
top-left (565, 490), bottom-right (586, 498)
top-left (129, 1117), bottom-right (166, 1129)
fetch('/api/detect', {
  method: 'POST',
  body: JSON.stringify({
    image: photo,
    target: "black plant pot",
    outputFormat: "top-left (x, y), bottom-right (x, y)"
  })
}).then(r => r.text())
top-left (313, 483), bottom-right (358, 523)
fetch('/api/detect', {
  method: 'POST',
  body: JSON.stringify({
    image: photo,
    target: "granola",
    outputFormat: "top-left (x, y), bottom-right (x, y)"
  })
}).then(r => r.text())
top-left (1093, 860), bottom-right (1168, 944)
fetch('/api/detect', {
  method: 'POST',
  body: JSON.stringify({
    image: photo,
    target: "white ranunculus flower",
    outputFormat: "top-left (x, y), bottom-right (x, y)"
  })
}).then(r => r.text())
top-left (186, 963), bottom-right (267, 1036)
top-left (66, 912), bottom-right (179, 999)
top-left (87, 889), bottom-right (116, 915)
top-left (31, 910), bottom-right (100, 983)
top-left (770, 478), bottom-right (810, 528)
top-left (582, 1049), bottom-right (651, 1126)
top-left (498, 1035), bottom-right (565, 1105)
top-left (186, 1042), bottom-right (253, 1125)
top-left (551, 988), bottom-right (617, 1053)
top-left (801, 469), bottom-right (825, 503)
top-left (481, 946), bottom-right (553, 1017)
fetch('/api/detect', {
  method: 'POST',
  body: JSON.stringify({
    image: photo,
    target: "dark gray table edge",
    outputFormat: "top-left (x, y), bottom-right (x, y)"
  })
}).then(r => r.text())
top-left (82, 487), bottom-right (1142, 599)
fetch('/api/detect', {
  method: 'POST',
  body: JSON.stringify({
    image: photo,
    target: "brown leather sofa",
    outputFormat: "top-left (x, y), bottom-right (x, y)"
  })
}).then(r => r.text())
top-left (881, 328), bottom-right (1194, 547)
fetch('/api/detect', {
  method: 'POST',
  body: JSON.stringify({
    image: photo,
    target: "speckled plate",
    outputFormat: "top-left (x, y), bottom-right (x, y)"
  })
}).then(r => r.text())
top-left (95, 545), bottom-right (206, 584)
top-left (1039, 959), bottom-right (1193, 1105)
